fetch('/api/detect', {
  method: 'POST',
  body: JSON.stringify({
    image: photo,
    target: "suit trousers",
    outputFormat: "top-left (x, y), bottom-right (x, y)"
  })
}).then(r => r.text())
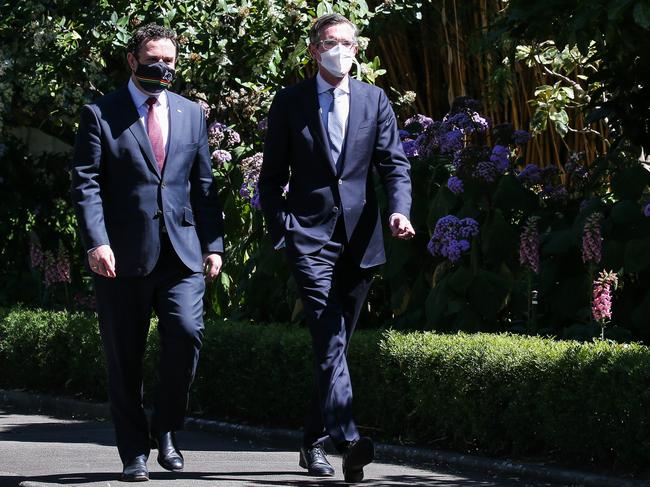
top-left (286, 221), bottom-right (374, 450)
top-left (93, 233), bottom-right (205, 463)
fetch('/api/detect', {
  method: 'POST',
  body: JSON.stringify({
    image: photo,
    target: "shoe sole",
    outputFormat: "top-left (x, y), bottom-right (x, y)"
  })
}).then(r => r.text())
top-left (157, 458), bottom-right (184, 472)
top-left (121, 474), bottom-right (149, 482)
top-left (345, 438), bottom-right (374, 470)
top-left (343, 438), bottom-right (374, 483)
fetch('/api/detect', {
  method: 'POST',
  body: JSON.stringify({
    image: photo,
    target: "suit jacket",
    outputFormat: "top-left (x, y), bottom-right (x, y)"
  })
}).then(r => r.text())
top-left (259, 77), bottom-right (411, 268)
top-left (71, 85), bottom-right (224, 276)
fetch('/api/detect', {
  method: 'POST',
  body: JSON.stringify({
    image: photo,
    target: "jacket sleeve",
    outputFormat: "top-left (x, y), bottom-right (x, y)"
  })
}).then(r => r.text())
top-left (190, 104), bottom-right (225, 254)
top-left (259, 90), bottom-right (290, 248)
top-left (372, 89), bottom-right (412, 219)
top-left (70, 104), bottom-right (110, 252)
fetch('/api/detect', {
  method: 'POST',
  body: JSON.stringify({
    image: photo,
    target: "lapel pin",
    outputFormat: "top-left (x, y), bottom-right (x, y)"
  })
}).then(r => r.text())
top-left (177, 109), bottom-right (182, 113)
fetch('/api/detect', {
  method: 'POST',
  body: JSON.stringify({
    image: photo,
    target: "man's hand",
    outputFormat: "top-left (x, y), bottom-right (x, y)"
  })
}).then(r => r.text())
top-left (389, 213), bottom-right (415, 240)
top-left (88, 245), bottom-right (116, 278)
top-left (203, 253), bottom-right (223, 281)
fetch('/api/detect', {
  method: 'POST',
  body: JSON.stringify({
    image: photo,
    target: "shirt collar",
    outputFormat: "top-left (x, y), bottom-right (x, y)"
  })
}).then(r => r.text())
top-left (128, 77), bottom-right (168, 109)
top-left (316, 72), bottom-right (350, 95)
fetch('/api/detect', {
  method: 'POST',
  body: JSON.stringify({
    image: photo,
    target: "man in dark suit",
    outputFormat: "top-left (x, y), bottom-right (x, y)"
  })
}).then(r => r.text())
top-left (259, 13), bottom-right (414, 484)
top-left (71, 23), bottom-right (224, 482)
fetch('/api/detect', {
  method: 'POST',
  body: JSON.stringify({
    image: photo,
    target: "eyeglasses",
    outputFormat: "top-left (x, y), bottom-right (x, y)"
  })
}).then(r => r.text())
top-left (318, 39), bottom-right (357, 51)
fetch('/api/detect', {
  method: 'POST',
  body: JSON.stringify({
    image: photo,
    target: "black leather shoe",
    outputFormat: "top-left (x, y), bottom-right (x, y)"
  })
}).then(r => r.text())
top-left (342, 437), bottom-right (374, 483)
top-left (299, 444), bottom-right (335, 476)
top-left (152, 431), bottom-right (184, 471)
top-left (121, 455), bottom-right (149, 482)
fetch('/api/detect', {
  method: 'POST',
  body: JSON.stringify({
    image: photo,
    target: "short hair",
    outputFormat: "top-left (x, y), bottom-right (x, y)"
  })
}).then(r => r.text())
top-left (309, 13), bottom-right (358, 45)
top-left (126, 23), bottom-right (177, 57)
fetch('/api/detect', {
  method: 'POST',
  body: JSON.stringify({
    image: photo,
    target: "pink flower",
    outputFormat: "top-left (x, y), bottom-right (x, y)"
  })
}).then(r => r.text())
top-left (592, 270), bottom-right (617, 323)
top-left (519, 216), bottom-right (540, 273)
top-left (582, 213), bottom-right (602, 264)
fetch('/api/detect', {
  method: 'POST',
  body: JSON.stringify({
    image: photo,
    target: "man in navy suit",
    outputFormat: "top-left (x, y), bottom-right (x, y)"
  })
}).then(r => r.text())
top-left (71, 23), bottom-right (224, 482)
top-left (259, 13), bottom-right (414, 483)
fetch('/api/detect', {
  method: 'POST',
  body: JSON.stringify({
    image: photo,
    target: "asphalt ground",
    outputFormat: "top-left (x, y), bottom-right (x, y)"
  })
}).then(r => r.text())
top-left (1, 391), bottom-right (647, 487)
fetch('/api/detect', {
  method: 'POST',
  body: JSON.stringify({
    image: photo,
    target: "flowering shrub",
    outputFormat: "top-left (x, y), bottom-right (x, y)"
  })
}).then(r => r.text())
top-left (376, 96), bottom-right (650, 341)
top-left (592, 270), bottom-right (617, 323)
top-left (238, 153), bottom-right (263, 210)
top-left (519, 216), bottom-right (540, 274)
top-left (581, 212), bottom-right (602, 265)
top-left (592, 270), bottom-right (618, 339)
top-left (427, 215), bottom-right (479, 263)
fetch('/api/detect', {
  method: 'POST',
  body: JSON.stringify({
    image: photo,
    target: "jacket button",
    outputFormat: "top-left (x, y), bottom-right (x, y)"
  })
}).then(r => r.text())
top-left (338, 179), bottom-right (342, 185)
top-left (161, 182), bottom-right (166, 188)
top-left (333, 206), bottom-right (339, 213)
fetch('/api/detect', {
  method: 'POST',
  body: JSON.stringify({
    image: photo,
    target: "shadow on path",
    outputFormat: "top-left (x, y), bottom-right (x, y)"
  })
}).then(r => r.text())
top-left (0, 471), bottom-right (508, 487)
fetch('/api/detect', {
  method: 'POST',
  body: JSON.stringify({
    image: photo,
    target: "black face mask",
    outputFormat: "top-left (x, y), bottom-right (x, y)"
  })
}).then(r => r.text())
top-left (133, 60), bottom-right (175, 94)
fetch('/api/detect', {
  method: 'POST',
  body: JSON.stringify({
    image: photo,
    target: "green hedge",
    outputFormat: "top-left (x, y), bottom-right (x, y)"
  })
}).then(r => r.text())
top-left (1, 308), bottom-right (649, 468)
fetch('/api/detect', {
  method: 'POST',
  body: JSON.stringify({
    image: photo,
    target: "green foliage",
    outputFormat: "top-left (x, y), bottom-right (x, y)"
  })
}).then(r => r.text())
top-left (2, 308), bottom-right (650, 467)
top-left (513, 41), bottom-right (597, 138)
top-left (498, 0), bottom-right (650, 147)
top-left (381, 329), bottom-right (650, 466)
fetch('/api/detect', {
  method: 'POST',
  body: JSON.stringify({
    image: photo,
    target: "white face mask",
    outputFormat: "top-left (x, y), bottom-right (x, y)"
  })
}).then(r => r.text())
top-left (318, 44), bottom-right (356, 79)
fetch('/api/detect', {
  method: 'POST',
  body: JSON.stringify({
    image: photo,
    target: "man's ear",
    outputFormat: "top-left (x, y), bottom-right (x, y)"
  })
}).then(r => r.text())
top-left (308, 44), bottom-right (320, 62)
top-left (126, 52), bottom-right (137, 71)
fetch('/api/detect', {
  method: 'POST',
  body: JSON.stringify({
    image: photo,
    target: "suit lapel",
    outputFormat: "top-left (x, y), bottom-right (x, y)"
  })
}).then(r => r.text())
top-left (341, 78), bottom-right (366, 174)
top-left (301, 78), bottom-right (337, 175)
top-left (165, 92), bottom-right (182, 177)
top-left (125, 88), bottom-right (161, 179)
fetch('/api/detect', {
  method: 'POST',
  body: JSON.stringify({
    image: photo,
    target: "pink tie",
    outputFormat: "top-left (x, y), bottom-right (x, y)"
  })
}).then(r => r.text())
top-left (146, 97), bottom-right (165, 171)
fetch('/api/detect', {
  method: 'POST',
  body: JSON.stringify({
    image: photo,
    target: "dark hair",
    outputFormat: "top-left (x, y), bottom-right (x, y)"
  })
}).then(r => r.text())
top-left (126, 23), bottom-right (177, 57)
top-left (309, 13), bottom-right (358, 45)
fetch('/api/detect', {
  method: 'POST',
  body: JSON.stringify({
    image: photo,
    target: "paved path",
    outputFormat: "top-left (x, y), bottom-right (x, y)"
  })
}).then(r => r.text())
top-left (0, 407), bottom-right (559, 487)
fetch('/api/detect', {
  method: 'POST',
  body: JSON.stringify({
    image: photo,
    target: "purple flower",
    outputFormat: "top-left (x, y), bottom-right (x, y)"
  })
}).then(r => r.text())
top-left (592, 270), bottom-right (618, 323)
top-left (643, 204), bottom-right (650, 217)
top-left (251, 191), bottom-right (261, 210)
top-left (224, 128), bottom-right (241, 148)
top-left (517, 164), bottom-right (543, 185)
top-left (447, 176), bottom-right (464, 194)
top-left (470, 112), bottom-right (490, 132)
top-left (402, 139), bottom-right (420, 158)
top-left (519, 216), bottom-right (540, 273)
top-left (582, 212), bottom-right (602, 264)
top-left (399, 129), bottom-right (410, 139)
top-left (239, 152), bottom-right (264, 209)
top-left (404, 114), bottom-right (434, 134)
top-left (458, 218), bottom-right (479, 238)
top-left (427, 215), bottom-right (479, 263)
top-left (444, 110), bottom-right (489, 134)
top-left (257, 118), bottom-right (268, 132)
top-left (473, 160), bottom-right (498, 183)
top-left (208, 121), bottom-right (227, 147)
top-left (439, 130), bottom-right (464, 154)
top-left (490, 145), bottom-right (510, 173)
top-left (211, 149), bottom-right (232, 166)
top-left (513, 130), bottom-right (531, 145)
